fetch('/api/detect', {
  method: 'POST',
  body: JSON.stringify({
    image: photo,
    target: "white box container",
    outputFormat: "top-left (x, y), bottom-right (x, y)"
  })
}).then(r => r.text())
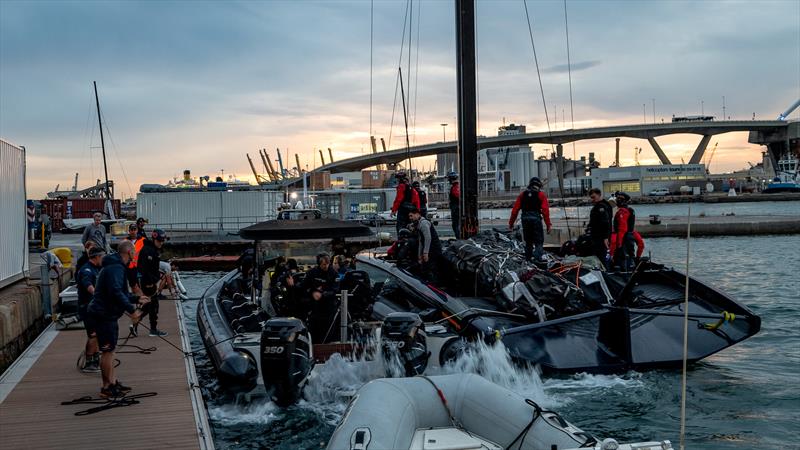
top-left (0, 139), bottom-right (28, 288)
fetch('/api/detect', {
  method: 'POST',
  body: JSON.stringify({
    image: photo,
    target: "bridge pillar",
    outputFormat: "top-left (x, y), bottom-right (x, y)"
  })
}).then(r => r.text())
top-left (647, 137), bottom-right (672, 165)
top-left (688, 135), bottom-right (712, 165)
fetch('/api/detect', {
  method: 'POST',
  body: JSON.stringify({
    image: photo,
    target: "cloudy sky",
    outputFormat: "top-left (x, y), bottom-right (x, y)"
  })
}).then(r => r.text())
top-left (1, 0), bottom-right (798, 198)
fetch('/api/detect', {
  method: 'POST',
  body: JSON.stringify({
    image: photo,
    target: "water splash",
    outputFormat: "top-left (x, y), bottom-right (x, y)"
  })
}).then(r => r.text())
top-left (436, 340), bottom-right (557, 407)
top-left (208, 396), bottom-right (281, 426)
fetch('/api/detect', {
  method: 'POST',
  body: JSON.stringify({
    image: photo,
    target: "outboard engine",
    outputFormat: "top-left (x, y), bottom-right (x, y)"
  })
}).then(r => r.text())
top-left (260, 317), bottom-right (313, 406)
top-left (380, 312), bottom-right (430, 377)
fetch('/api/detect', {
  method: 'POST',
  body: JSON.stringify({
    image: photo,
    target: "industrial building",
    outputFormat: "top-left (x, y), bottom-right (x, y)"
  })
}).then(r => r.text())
top-left (590, 164), bottom-right (707, 196)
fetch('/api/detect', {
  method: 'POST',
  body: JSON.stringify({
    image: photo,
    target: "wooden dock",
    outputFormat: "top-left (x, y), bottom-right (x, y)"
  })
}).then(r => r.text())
top-left (0, 300), bottom-right (213, 450)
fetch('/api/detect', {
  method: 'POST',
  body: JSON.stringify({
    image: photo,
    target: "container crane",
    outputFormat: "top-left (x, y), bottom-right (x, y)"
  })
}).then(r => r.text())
top-left (246, 153), bottom-right (268, 185)
top-left (704, 142), bottom-right (718, 174)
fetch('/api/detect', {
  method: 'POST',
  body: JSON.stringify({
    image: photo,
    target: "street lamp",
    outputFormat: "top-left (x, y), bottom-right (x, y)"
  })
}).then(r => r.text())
top-left (440, 123), bottom-right (448, 142)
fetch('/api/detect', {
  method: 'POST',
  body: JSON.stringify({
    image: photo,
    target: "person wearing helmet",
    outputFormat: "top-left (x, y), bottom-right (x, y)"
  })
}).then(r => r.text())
top-left (509, 177), bottom-right (552, 262)
top-left (390, 172), bottom-right (420, 234)
top-left (447, 172), bottom-right (460, 238)
top-left (610, 191), bottom-right (636, 271)
top-left (412, 181), bottom-right (428, 218)
top-left (134, 228), bottom-right (169, 337)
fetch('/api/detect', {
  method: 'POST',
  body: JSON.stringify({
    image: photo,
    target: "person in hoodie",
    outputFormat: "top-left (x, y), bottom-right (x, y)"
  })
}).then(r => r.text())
top-left (84, 240), bottom-right (150, 398)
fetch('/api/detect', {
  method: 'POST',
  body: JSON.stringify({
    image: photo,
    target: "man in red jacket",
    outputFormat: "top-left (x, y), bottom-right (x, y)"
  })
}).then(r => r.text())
top-left (509, 177), bottom-right (552, 262)
top-left (610, 191), bottom-right (636, 271)
top-left (390, 172), bottom-right (420, 234)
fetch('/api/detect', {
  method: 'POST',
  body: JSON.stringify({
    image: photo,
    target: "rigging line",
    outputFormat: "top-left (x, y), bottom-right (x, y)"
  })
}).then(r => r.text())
top-left (79, 87), bottom-right (95, 183)
top-left (399, 66), bottom-right (412, 179)
top-left (411, 0), bottom-right (421, 146)
top-left (475, 0), bottom-right (480, 137)
top-left (523, 0), bottom-right (571, 237)
top-left (679, 205), bottom-right (691, 450)
top-left (563, 0), bottom-right (579, 221)
top-left (388, 0), bottom-right (411, 150)
top-left (369, 0), bottom-right (374, 145)
top-left (99, 109), bottom-right (134, 198)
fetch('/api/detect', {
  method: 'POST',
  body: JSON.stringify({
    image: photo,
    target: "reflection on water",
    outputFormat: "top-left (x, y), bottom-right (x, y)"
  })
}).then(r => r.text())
top-left (180, 233), bottom-right (799, 449)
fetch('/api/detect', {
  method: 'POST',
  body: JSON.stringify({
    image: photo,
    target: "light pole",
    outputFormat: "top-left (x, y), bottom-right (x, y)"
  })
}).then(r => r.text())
top-left (652, 98), bottom-right (656, 124)
top-left (440, 123), bottom-right (448, 142)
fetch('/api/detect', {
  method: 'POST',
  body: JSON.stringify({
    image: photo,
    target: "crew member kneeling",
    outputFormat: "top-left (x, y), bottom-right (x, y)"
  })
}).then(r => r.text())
top-left (509, 177), bottom-right (552, 262)
top-left (84, 240), bottom-right (150, 398)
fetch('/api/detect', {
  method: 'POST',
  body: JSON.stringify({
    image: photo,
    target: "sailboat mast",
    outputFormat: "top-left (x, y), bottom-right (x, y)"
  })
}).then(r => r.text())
top-left (93, 81), bottom-right (112, 201)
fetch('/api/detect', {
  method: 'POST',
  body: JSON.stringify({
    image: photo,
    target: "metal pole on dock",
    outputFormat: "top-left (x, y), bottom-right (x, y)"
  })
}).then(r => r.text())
top-left (455, 0), bottom-right (478, 238)
top-left (40, 264), bottom-right (51, 318)
top-left (340, 290), bottom-right (349, 341)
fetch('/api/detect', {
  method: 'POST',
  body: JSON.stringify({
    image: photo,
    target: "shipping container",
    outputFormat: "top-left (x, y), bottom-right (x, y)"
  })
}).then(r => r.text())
top-left (308, 171), bottom-right (331, 190)
top-left (361, 170), bottom-right (393, 189)
top-left (40, 198), bottom-right (121, 231)
top-left (1, 139), bottom-right (28, 288)
top-left (136, 190), bottom-right (284, 231)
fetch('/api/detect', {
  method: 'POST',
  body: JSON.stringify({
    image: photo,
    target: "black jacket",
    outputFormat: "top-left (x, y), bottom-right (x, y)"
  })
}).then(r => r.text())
top-left (587, 200), bottom-right (613, 240)
top-left (300, 266), bottom-right (338, 296)
top-left (137, 239), bottom-right (161, 287)
top-left (87, 253), bottom-right (138, 321)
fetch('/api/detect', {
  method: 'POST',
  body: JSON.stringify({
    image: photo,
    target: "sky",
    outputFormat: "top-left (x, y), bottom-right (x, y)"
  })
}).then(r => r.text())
top-left (1, 0), bottom-right (798, 199)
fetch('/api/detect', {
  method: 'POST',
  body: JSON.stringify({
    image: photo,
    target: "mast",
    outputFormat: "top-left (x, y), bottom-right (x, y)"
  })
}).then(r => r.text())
top-left (455, 0), bottom-right (478, 238)
top-left (93, 81), bottom-right (112, 202)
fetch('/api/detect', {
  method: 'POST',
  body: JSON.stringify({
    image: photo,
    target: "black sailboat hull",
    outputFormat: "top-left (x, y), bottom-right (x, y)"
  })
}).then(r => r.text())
top-left (499, 268), bottom-right (760, 373)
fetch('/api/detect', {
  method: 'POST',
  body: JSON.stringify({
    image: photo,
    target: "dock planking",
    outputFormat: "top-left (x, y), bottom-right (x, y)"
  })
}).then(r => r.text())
top-left (0, 300), bottom-right (207, 450)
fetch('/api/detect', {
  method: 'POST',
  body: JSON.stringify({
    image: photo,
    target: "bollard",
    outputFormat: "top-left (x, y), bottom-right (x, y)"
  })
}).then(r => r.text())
top-left (340, 289), bottom-right (349, 341)
top-left (40, 264), bottom-right (52, 319)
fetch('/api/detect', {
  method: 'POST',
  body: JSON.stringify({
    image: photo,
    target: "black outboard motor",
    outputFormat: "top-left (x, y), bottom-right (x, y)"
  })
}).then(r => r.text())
top-left (260, 317), bottom-right (313, 406)
top-left (381, 312), bottom-right (430, 377)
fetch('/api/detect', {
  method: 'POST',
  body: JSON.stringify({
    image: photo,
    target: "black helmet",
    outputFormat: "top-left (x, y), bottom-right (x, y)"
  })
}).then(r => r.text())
top-left (528, 177), bottom-right (543, 189)
top-left (615, 191), bottom-right (631, 204)
top-left (395, 171), bottom-right (408, 180)
top-left (412, 181), bottom-right (420, 188)
top-left (447, 171), bottom-right (458, 181)
top-left (398, 228), bottom-right (413, 239)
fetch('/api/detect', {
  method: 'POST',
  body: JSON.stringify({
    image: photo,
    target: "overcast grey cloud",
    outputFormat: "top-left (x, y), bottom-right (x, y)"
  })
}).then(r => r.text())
top-left (1, 0), bottom-right (798, 198)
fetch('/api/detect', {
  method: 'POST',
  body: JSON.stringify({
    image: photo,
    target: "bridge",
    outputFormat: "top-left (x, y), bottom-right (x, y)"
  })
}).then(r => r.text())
top-left (315, 120), bottom-right (795, 173)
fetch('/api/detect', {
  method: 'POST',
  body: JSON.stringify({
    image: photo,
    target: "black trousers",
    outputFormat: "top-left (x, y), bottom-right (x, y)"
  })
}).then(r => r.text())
top-left (140, 284), bottom-right (160, 329)
top-left (590, 238), bottom-right (609, 269)
top-left (521, 217), bottom-right (545, 261)
top-left (450, 207), bottom-right (460, 238)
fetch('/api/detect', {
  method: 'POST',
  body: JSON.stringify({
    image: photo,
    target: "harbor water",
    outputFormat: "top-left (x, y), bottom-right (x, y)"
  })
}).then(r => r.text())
top-left (179, 232), bottom-right (799, 449)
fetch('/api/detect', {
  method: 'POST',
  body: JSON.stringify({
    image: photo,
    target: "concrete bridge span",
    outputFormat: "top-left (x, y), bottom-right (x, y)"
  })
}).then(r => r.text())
top-left (315, 120), bottom-right (794, 173)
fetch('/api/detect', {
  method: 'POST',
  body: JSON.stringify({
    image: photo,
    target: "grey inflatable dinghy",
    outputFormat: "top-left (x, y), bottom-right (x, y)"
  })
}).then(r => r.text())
top-left (327, 374), bottom-right (672, 450)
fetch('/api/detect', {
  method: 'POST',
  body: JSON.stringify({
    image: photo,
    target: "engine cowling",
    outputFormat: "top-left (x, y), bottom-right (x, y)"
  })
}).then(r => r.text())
top-left (260, 317), bottom-right (312, 406)
top-left (380, 312), bottom-right (430, 377)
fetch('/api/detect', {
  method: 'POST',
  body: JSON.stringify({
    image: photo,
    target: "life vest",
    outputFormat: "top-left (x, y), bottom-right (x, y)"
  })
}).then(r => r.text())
top-left (399, 182), bottom-right (415, 211)
top-left (449, 184), bottom-right (460, 209)
top-left (521, 188), bottom-right (542, 214)
top-left (626, 206), bottom-right (636, 232)
top-left (416, 188), bottom-right (428, 211)
top-left (128, 237), bottom-right (144, 269)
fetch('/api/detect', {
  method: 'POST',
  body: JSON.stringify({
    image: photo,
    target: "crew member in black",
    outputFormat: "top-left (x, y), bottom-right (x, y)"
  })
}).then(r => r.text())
top-left (135, 217), bottom-right (148, 239)
top-left (409, 207), bottom-right (442, 280)
top-left (447, 172), bottom-right (460, 238)
top-left (412, 181), bottom-right (428, 218)
top-left (508, 177), bottom-right (552, 262)
top-left (586, 188), bottom-right (613, 267)
top-left (300, 254), bottom-right (340, 342)
top-left (76, 246), bottom-right (105, 373)
top-left (135, 228), bottom-right (169, 337)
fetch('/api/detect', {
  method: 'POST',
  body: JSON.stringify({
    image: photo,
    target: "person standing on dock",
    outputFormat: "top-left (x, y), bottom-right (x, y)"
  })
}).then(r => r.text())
top-left (509, 177), bottom-right (552, 262)
top-left (76, 246), bottom-right (105, 373)
top-left (390, 172), bottom-right (420, 235)
top-left (586, 188), bottom-right (613, 267)
top-left (412, 181), bottom-right (428, 218)
top-left (136, 217), bottom-right (148, 239)
top-left (81, 212), bottom-right (107, 251)
top-left (125, 223), bottom-right (144, 293)
top-left (610, 192), bottom-right (636, 271)
top-left (447, 172), bottom-right (460, 238)
top-left (135, 228), bottom-right (169, 337)
top-left (84, 240), bottom-right (149, 398)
